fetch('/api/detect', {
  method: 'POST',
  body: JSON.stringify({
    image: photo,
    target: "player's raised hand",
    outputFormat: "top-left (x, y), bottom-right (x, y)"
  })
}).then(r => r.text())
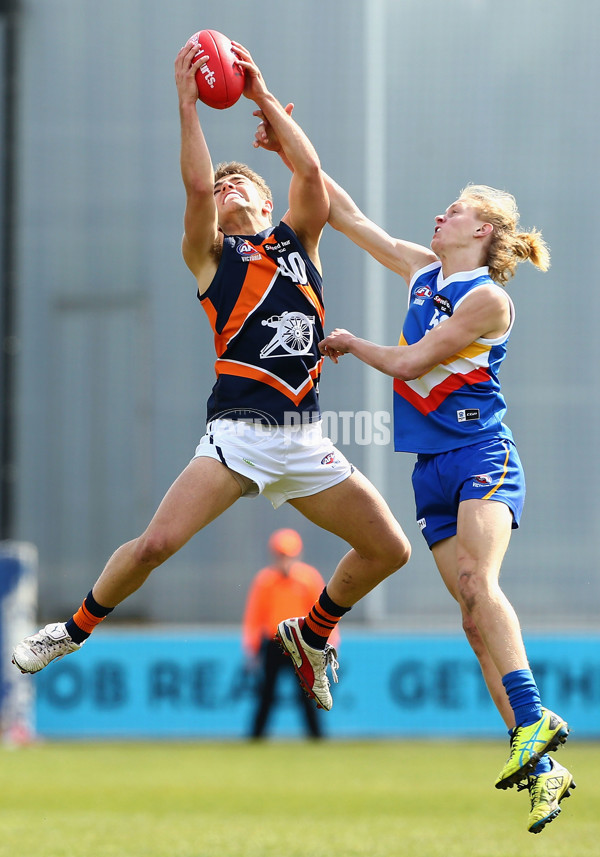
top-left (253, 103), bottom-right (294, 152)
top-left (175, 42), bottom-right (207, 105)
top-left (230, 41), bottom-right (269, 102)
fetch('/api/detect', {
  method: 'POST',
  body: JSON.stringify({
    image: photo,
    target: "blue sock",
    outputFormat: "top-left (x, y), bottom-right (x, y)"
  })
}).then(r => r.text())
top-left (502, 669), bottom-right (542, 727)
top-left (533, 755), bottom-right (552, 775)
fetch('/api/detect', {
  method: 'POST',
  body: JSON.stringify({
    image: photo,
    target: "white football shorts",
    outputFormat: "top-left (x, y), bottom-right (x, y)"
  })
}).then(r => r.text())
top-left (193, 417), bottom-right (353, 509)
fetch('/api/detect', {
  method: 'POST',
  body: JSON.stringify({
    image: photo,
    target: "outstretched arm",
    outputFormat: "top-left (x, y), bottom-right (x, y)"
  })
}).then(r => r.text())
top-left (174, 42), bottom-right (221, 289)
top-left (233, 44), bottom-right (328, 264)
top-left (320, 285), bottom-right (511, 379)
top-left (324, 174), bottom-right (437, 286)
top-left (254, 108), bottom-right (436, 286)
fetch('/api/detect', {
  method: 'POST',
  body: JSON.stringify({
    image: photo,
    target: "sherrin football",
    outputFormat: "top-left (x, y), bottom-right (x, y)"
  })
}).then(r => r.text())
top-left (187, 29), bottom-right (245, 110)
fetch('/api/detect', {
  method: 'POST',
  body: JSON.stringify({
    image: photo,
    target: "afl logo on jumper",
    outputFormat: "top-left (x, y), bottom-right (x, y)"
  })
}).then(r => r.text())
top-left (321, 452), bottom-right (336, 465)
top-left (413, 285), bottom-right (433, 305)
top-left (414, 285), bottom-right (433, 298)
top-left (473, 474), bottom-right (493, 487)
top-left (236, 241), bottom-right (261, 262)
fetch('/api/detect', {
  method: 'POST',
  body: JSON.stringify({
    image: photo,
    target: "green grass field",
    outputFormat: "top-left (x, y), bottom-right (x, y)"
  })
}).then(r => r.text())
top-left (0, 740), bottom-right (596, 857)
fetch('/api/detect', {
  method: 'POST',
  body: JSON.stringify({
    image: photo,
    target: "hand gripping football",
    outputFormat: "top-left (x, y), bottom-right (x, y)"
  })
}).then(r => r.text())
top-left (187, 29), bottom-right (245, 109)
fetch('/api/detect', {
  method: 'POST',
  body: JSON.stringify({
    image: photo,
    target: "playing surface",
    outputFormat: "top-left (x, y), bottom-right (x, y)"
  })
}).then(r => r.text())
top-left (0, 740), bottom-right (597, 856)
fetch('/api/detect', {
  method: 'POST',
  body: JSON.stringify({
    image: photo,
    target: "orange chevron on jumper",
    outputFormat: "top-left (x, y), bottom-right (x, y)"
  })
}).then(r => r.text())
top-left (215, 357), bottom-right (324, 406)
top-left (199, 222), bottom-right (326, 423)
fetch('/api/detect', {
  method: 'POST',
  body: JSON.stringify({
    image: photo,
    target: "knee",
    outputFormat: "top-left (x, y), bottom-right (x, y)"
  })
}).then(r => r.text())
top-left (394, 534), bottom-right (412, 570)
top-left (457, 565), bottom-right (501, 615)
top-left (132, 530), bottom-right (176, 568)
top-left (376, 530), bottom-right (411, 572)
top-left (456, 566), bottom-right (481, 613)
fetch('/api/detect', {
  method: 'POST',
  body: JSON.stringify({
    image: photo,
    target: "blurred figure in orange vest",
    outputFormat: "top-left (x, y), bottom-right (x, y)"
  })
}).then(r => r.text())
top-left (242, 529), bottom-right (339, 739)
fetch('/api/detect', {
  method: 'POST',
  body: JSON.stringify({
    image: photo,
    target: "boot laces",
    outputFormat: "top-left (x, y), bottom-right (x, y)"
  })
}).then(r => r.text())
top-left (324, 644), bottom-right (339, 683)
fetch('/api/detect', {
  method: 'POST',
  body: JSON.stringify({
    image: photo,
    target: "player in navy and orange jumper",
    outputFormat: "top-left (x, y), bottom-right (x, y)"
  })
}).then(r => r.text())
top-left (12, 43), bottom-right (411, 718)
top-left (200, 219), bottom-right (325, 426)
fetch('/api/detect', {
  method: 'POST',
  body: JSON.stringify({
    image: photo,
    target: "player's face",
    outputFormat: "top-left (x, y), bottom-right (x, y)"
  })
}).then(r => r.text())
top-left (214, 174), bottom-right (262, 213)
top-left (430, 200), bottom-right (486, 253)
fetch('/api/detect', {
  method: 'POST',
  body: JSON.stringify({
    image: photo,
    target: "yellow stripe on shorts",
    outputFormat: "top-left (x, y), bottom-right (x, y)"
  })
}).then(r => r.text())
top-left (483, 442), bottom-right (510, 499)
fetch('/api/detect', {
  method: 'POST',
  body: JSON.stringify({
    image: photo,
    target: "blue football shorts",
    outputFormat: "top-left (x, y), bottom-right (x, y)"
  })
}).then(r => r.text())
top-left (411, 436), bottom-right (525, 549)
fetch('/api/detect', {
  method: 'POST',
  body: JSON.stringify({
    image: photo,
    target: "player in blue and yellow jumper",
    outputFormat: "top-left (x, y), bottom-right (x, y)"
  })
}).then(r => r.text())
top-left (316, 178), bottom-right (574, 834)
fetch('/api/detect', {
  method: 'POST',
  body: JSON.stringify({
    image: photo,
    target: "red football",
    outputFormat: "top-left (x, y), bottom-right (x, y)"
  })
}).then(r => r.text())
top-left (187, 29), bottom-right (245, 110)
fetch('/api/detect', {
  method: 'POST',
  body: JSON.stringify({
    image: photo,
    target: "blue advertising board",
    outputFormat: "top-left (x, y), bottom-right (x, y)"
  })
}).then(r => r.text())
top-left (32, 630), bottom-right (600, 739)
top-left (0, 542), bottom-right (37, 743)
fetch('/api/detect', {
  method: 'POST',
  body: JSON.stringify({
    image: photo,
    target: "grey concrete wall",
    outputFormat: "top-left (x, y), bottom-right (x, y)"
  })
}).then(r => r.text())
top-left (10, 0), bottom-right (600, 628)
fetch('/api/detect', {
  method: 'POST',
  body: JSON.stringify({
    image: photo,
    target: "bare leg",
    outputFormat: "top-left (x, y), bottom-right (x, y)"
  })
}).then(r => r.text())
top-left (433, 534), bottom-right (514, 729)
top-left (276, 470), bottom-right (410, 711)
top-left (92, 457), bottom-right (243, 607)
top-left (432, 498), bottom-right (530, 722)
top-left (432, 503), bottom-right (568, 798)
top-left (453, 499), bottom-right (529, 676)
top-left (11, 457), bottom-right (245, 675)
top-left (289, 469), bottom-right (411, 606)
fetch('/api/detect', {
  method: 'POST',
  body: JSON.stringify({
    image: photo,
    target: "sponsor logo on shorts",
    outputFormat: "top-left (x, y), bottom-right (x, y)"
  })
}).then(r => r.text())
top-left (417, 517), bottom-right (427, 530)
top-left (457, 408), bottom-right (480, 422)
top-left (320, 452), bottom-right (336, 465)
top-left (242, 458), bottom-right (256, 467)
top-left (473, 474), bottom-right (493, 487)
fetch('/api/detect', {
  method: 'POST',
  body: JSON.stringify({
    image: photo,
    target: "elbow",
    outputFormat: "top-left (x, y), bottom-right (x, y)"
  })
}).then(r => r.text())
top-left (388, 342), bottom-right (432, 382)
top-left (305, 157), bottom-right (322, 177)
top-left (186, 180), bottom-right (212, 199)
top-left (392, 355), bottom-right (422, 382)
top-left (183, 170), bottom-right (213, 199)
top-left (296, 160), bottom-right (322, 185)
top-left (393, 367), bottom-right (414, 382)
top-left (328, 210), bottom-right (363, 237)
